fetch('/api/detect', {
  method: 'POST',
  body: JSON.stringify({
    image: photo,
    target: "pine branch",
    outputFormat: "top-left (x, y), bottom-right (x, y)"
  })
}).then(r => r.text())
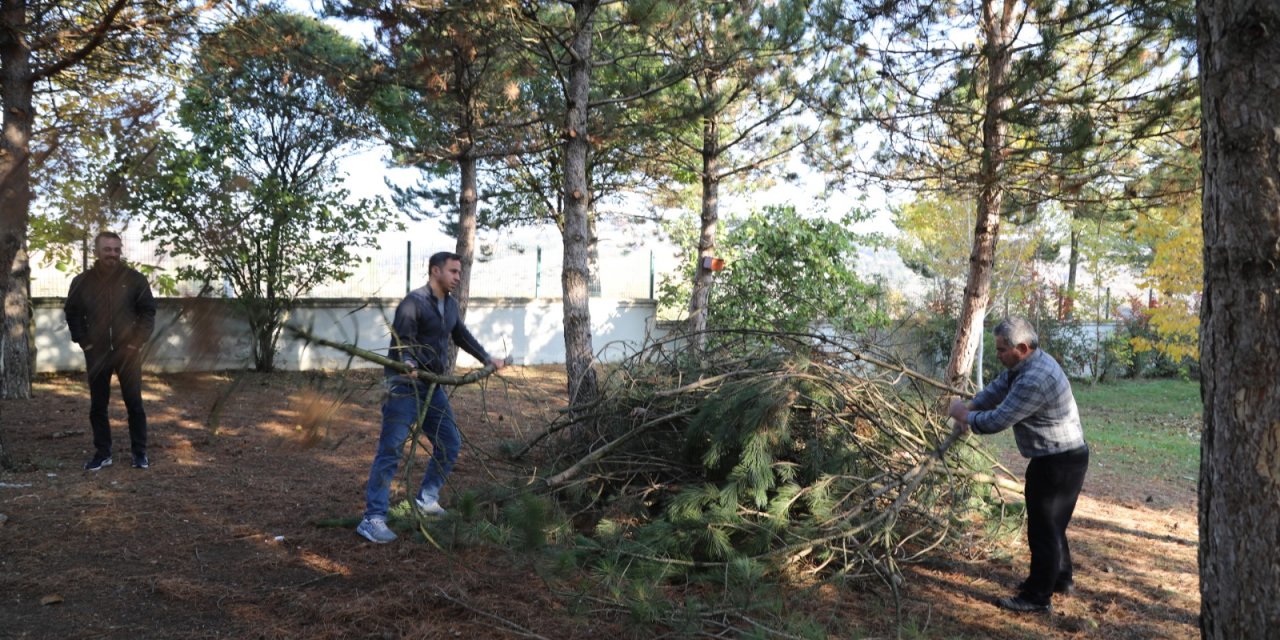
top-left (283, 324), bottom-right (505, 386)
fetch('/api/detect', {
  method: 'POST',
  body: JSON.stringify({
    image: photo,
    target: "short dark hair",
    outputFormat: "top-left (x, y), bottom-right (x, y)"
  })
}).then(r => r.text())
top-left (94, 231), bottom-right (122, 248)
top-left (428, 251), bottom-right (463, 273)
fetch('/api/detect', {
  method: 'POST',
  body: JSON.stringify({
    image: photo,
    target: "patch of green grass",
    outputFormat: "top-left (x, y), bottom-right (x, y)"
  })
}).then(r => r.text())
top-left (1072, 379), bottom-right (1201, 481)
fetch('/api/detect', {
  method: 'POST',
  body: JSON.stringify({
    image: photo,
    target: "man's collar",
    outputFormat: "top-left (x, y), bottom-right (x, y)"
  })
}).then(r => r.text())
top-left (1011, 348), bottom-right (1041, 373)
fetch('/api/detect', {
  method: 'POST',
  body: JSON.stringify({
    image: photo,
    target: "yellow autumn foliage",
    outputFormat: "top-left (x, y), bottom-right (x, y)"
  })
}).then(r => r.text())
top-left (1130, 203), bottom-right (1202, 362)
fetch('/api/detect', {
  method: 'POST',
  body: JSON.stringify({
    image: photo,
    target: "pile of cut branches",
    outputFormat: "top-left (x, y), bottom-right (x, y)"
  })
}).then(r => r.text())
top-left (521, 330), bottom-right (1017, 585)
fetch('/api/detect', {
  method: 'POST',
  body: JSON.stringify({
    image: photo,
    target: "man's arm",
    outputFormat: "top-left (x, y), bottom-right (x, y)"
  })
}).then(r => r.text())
top-left (451, 322), bottom-right (504, 370)
top-left (131, 274), bottom-right (157, 345)
top-left (970, 371), bottom-right (1011, 411)
top-left (966, 372), bottom-right (1046, 434)
top-left (63, 274), bottom-right (89, 347)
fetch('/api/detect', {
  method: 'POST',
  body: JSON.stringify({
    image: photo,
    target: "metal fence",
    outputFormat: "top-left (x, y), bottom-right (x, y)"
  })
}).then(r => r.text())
top-left (30, 227), bottom-right (659, 300)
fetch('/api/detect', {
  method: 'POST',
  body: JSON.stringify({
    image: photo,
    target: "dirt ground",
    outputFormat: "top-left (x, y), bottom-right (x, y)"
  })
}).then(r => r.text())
top-left (0, 366), bottom-right (1199, 639)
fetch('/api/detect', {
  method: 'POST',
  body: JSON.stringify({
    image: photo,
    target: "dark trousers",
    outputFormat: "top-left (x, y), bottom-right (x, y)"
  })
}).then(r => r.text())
top-left (86, 348), bottom-right (147, 459)
top-left (1020, 444), bottom-right (1089, 605)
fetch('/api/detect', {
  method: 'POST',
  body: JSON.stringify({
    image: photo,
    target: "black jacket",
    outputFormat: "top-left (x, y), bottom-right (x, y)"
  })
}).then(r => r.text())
top-left (64, 263), bottom-right (158, 352)
top-left (385, 285), bottom-right (490, 378)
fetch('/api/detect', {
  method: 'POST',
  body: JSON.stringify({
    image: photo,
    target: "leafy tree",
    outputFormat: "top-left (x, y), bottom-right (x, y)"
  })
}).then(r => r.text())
top-left (29, 94), bottom-right (169, 273)
top-left (1, 0), bottom-right (206, 400)
top-left (893, 194), bottom-right (1042, 317)
top-left (671, 205), bottom-right (882, 335)
top-left (1197, 0), bottom-right (1280, 634)
top-left (129, 7), bottom-right (396, 371)
top-left (1128, 201), bottom-right (1200, 364)
top-left (1121, 134), bottom-right (1202, 364)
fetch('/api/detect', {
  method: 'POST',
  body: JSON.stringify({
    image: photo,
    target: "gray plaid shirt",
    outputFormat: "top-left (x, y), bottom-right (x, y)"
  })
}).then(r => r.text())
top-left (968, 348), bottom-right (1086, 458)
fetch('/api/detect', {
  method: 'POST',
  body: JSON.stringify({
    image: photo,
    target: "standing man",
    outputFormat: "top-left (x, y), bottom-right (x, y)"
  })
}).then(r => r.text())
top-left (948, 317), bottom-right (1089, 614)
top-left (64, 232), bottom-right (158, 471)
top-left (357, 251), bottom-right (507, 544)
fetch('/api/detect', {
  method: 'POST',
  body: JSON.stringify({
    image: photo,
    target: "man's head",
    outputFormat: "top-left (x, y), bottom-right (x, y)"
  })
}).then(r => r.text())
top-left (428, 251), bottom-right (464, 295)
top-left (93, 232), bottom-right (124, 270)
top-left (992, 316), bottom-right (1038, 370)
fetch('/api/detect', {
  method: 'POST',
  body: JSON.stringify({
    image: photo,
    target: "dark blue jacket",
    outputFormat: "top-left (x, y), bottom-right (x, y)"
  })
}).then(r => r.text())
top-left (385, 285), bottom-right (490, 378)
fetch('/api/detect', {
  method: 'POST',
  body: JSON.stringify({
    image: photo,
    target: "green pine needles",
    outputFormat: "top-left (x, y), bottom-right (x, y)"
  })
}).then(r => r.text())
top-left (529, 330), bottom-right (1016, 588)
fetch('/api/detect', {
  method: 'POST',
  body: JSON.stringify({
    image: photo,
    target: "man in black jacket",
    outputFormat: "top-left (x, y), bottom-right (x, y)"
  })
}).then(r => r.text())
top-left (64, 232), bottom-right (158, 471)
top-left (356, 251), bottom-right (507, 543)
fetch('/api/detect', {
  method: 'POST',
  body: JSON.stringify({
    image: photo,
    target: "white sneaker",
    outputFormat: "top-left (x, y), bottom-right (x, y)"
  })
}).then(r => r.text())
top-left (414, 494), bottom-right (448, 516)
top-left (356, 516), bottom-right (397, 543)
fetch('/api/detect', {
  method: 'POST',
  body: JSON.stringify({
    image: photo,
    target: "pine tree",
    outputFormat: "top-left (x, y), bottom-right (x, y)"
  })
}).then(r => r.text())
top-left (325, 0), bottom-right (534, 337)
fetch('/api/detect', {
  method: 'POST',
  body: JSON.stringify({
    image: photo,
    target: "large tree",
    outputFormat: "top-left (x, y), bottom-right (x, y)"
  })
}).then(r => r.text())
top-left (500, 0), bottom-right (687, 408)
top-left (552, 0), bottom-right (599, 407)
top-left (1197, 0), bottom-right (1280, 635)
top-left (130, 7), bottom-right (395, 371)
top-left (0, 0), bottom-right (203, 400)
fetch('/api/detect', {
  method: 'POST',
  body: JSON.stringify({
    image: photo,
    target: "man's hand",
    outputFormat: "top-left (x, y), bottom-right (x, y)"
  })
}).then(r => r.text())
top-left (947, 398), bottom-right (971, 434)
top-left (490, 356), bottom-right (509, 371)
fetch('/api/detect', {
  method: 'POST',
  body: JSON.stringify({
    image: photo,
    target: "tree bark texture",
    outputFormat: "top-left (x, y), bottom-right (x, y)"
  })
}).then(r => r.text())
top-left (453, 45), bottom-right (479, 324)
top-left (1197, 0), bottom-right (1280, 636)
top-left (0, 0), bottom-right (34, 399)
top-left (944, 0), bottom-right (1015, 389)
top-left (450, 154), bottom-right (478, 371)
top-left (455, 155), bottom-right (477, 317)
top-left (687, 109), bottom-right (720, 348)
top-left (559, 0), bottom-right (599, 407)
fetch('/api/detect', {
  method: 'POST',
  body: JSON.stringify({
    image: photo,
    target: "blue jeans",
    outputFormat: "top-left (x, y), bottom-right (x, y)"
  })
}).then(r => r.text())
top-left (363, 381), bottom-right (460, 519)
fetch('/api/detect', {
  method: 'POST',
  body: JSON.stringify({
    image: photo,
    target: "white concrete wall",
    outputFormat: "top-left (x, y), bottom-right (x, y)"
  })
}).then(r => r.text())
top-left (34, 297), bottom-right (660, 373)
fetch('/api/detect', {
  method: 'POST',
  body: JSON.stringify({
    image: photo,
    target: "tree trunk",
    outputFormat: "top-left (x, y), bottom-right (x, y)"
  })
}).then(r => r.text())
top-left (1197, 1), bottom-right (1280, 636)
top-left (943, 0), bottom-right (1014, 389)
top-left (247, 305), bottom-right (278, 373)
top-left (447, 40), bottom-right (481, 371)
top-left (559, 0), bottom-right (599, 408)
top-left (0, 405), bottom-right (10, 469)
top-left (450, 153), bottom-right (478, 371)
top-left (0, 0), bottom-right (34, 400)
top-left (687, 109), bottom-right (720, 348)
top-left (1066, 226), bottom-right (1079, 319)
top-left (455, 154), bottom-right (478, 318)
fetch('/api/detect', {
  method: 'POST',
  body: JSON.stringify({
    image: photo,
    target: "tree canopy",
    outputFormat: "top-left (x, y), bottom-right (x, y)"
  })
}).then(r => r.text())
top-left (128, 7), bottom-right (396, 371)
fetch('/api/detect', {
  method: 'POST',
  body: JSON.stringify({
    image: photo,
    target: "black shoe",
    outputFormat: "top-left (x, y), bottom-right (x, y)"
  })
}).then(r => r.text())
top-left (84, 456), bottom-right (113, 471)
top-left (1018, 579), bottom-right (1075, 595)
top-left (131, 455), bottom-right (149, 469)
top-left (996, 596), bottom-right (1051, 613)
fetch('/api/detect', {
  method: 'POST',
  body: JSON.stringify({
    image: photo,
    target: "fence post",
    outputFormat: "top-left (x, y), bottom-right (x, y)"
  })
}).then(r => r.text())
top-left (649, 250), bottom-right (655, 299)
top-left (406, 240), bottom-right (412, 294)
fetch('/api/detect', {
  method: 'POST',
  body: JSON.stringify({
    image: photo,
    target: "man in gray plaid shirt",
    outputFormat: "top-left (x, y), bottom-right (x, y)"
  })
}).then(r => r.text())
top-left (948, 317), bottom-right (1089, 614)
